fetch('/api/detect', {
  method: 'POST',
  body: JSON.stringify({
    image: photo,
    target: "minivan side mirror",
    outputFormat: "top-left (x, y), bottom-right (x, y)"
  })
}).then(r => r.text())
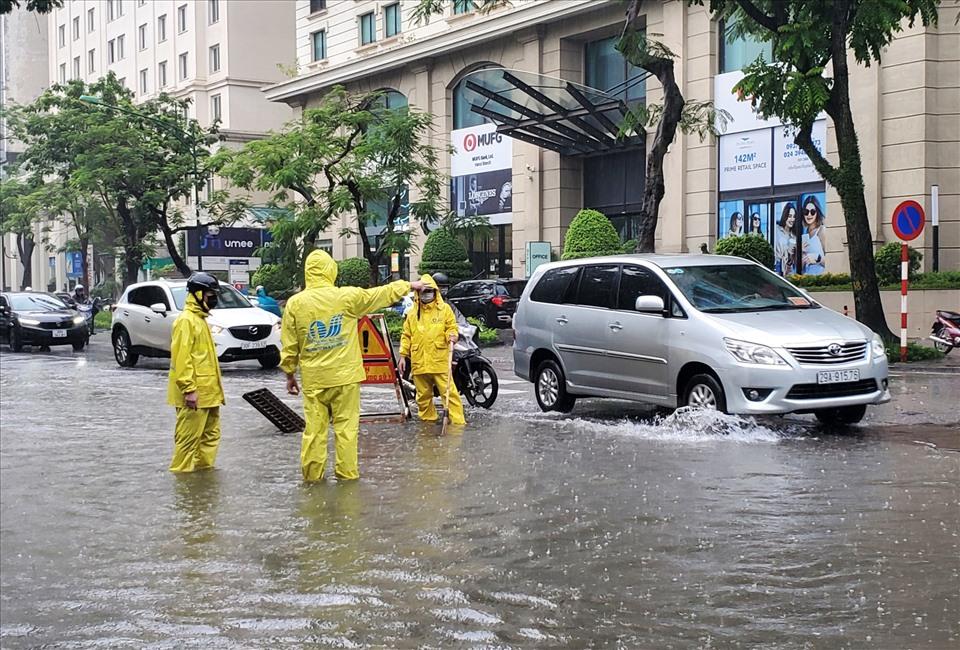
top-left (635, 295), bottom-right (665, 314)
top-left (150, 302), bottom-right (168, 316)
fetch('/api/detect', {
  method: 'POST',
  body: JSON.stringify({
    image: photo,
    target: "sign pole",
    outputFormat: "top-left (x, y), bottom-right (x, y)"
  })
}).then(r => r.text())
top-left (900, 243), bottom-right (908, 363)
top-left (931, 185), bottom-right (940, 273)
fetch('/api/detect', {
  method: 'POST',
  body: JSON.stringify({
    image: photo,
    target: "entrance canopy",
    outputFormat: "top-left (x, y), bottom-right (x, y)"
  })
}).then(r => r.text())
top-left (462, 68), bottom-right (644, 157)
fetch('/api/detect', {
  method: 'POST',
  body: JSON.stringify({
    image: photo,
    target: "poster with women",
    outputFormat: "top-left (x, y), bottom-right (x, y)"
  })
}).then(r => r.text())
top-left (746, 203), bottom-right (769, 238)
top-left (799, 192), bottom-right (827, 275)
top-left (773, 200), bottom-right (799, 276)
top-left (718, 200), bottom-right (745, 238)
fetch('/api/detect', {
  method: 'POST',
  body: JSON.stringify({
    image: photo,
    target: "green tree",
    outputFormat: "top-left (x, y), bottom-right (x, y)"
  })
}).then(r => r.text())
top-left (0, 178), bottom-right (40, 290)
top-left (336, 257), bottom-right (373, 288)
top-left (874, 242), bottom-right (922, 285)
top-left (0, 0), bottom-right (62, 14)
top-left (213, 87), bottom-right (446, 286)
top-left (417, 228), bottom-right (472, 283)
top-left (693, 0), bottom-right (938, 340)
top-left (562, 209), bottom-right (624, 260)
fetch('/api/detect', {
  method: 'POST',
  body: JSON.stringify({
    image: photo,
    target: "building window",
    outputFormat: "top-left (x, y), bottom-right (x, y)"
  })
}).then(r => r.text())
top-left (158, 60), bottom-right (167, 87)
top-left (72, 56), bottom-right (80, 79)
top-left (178, 52), bottom-right (188, 79)
top-left (72, 16), bottom-right (80, 40)
top-left (177, 4), bottom-right (188, 33)
top-left (59, 63), bottom-right (66, 83)
top-left (58, 24), bottom-right (65, 47)
top-left (108, 39), bottom-right (116, 63)
top-left (720, 15), bottom-right (772, 73)
top-left (117, 0), bottom-right (124, 17)
top-left (87, 7), bottom-right (95, 32)
top-left (138, 0), bottom-right (146, 6)
top-left (88, 49), bottom-right (96, 73)
top-left (453, 0), bottom-right (475, 15)
top-left (359, 12), bottom-right (376, 45)
top-left (209, 44), bottom-right (220, 72)
top-left (452, 66), bottom-right (506, 129)
top-left (209, 0), bottom-right (219, 24)
top-left (139, 68), bottom-right (148, 94)
top-left (211, 94), bottom-right (221, 122)
top-left (117, 34), bottom-right (125, 60)
top-left (384, 3), bottom-right (401, 38)
top-left (585, 36), bottom-right (645, 104)
top-left (107, 0), bottom-right (115, 21)
top-left (119, 77), bottom-right (126, 88)
top-left (138, 24), bottom-right (147, 50)
top-left (157, 15), bottom-right (167, 41)
top-left (309, 0), bottom-right (326, 13)
top-left (311, 30), bottom-right (326, 61)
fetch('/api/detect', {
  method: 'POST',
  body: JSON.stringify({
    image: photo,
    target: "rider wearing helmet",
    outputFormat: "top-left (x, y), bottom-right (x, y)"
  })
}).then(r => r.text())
top-left (166, 272), bottom-right (225, 472)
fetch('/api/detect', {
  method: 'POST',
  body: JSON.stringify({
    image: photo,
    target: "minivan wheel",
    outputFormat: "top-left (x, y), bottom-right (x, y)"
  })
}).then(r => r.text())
top-left (814, 404), bottom-right (867, 426)
top-left (112, 328), bottom-right (139, 367)
top-left (683, 374), bottom-right (727, 412)
top-left (534, 359), bottom-right (576, 413)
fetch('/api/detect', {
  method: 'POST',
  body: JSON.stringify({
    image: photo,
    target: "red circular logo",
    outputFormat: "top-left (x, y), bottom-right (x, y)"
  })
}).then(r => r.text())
top-left (463, 133), bottom-right (477, 152)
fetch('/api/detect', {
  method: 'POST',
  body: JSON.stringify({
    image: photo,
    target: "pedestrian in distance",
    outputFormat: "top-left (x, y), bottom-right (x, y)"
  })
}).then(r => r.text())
top-left (398, 274), bottom-right (466, 426)
top-left (167, 272), bottom-right (225, 473)
top-left (255, 284), bottom-right (283, 318)
top-left (280, 249), bottom-right (425, 483)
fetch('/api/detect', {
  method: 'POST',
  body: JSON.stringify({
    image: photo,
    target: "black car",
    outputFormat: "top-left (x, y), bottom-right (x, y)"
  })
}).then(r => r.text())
top-left (445, 279), bottom-right (527, 329)
top-left (0, 292), bottom-right (90, 352)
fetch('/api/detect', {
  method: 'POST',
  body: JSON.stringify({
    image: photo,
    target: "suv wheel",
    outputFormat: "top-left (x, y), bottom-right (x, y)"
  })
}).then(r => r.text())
top-left (9, 325), bottom-right (23, 352)
top-left (72, 338), bottom-right (87, 352)
top-left (815, 404), bottom-right (866, 426)
top-left (683, 373), bottom-right (727, 412)
top-left (113, 327), bottom-right (139, 367)
top-left (258, 348), bottom-right (281, 370)
top-left (534, 359), bottom-right (576, 413)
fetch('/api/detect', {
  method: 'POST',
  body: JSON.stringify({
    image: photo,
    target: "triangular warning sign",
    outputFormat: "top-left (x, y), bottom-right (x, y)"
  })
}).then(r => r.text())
top-left (357, 315), bottom-right (391, 359)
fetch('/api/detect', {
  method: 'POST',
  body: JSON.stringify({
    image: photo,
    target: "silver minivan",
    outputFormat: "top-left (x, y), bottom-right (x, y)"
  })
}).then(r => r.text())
top-left (513, 254), bottom-right (890, 425)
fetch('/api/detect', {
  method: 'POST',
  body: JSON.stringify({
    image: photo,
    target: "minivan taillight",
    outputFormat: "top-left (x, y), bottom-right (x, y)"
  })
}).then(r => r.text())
top-left (491, 296), bottom-right (506, 307)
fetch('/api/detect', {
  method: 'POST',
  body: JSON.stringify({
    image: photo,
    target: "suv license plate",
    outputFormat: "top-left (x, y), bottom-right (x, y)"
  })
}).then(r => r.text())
top-left (52, 330), bottom-right (68, 338)
top-left (817, 369), bottom-right (860, 384)
top-left (241, 340), bottom-right (267, 351)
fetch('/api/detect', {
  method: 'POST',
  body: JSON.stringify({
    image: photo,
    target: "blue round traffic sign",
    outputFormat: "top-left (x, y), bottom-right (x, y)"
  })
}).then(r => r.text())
top-left (891, 200), bottom-right (925, 242)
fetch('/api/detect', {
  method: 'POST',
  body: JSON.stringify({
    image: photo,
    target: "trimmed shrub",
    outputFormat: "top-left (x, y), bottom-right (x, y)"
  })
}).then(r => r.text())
top-left (336, 257), bottom-right (372, 288)
top-left (874, 242), bottom-right (922, 285)
top-left (251, 263), bottom-right (295, 296)
top-left (886, 341), bottom-right (944, 364)
top-left (561, 209), bottom-right (623, 260)
top-left (909, 270), bottom-right (960, 290)
top-left (418, 228), bottom-right (472, 283)
top-left (714, 233), bottom-right (775, 269)
top-left (788, 272), bottom-right (853, 288)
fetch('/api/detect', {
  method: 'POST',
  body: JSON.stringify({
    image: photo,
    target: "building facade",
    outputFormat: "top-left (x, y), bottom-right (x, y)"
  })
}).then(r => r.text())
top-left (265, 0), bottom-right (958, 281)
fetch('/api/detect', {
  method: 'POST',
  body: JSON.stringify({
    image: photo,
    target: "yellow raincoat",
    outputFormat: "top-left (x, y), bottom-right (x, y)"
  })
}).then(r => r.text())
top-left (280, 249), bottom-right (410, 481)
top-left (400, 274), bottom-right (465, 425)
top-left (167, 291), bottom-right (224, 472)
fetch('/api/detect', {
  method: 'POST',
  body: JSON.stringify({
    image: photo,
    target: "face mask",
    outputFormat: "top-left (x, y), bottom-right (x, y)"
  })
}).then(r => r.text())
top-left (420, 291), bottom-right (436, 304)
top-left (203, 292), bottom-right (218, 311)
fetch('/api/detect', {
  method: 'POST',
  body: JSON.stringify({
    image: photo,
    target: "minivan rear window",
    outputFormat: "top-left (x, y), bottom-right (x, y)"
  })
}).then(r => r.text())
top-left (530, 267), bottom-right (579, 304)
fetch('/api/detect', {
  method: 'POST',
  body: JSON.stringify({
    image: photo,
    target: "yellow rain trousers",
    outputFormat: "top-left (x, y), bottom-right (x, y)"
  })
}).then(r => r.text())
top-left (280, 250), bottom-right (410, 481)
top-left (167, 292), bottom-right (225, 472)
top-left (400, 274), bottom-right (466, 425)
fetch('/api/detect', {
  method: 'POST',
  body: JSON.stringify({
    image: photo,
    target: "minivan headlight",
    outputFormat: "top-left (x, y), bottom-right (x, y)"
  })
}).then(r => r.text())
top-left (724, 338), bottom-right (788, 366)
top-left (871, 334), bottom-right (886, 360)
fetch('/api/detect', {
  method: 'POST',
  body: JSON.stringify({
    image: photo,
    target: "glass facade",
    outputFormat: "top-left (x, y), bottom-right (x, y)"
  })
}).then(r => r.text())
top-left (585, 36), bottom-right (645, 104)
top-left (720, 15), bottom-right (772, 73)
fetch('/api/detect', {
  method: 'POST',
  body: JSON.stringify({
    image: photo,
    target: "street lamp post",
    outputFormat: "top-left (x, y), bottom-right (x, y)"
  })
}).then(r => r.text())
top-left (78, 94), bottom-right (207, 272)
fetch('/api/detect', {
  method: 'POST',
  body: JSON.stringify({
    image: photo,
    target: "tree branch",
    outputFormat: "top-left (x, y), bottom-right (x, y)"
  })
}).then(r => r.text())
top-left (732, 0), bottom-right (783, 32)
top-left (794, 121), bottom-right (838, 186)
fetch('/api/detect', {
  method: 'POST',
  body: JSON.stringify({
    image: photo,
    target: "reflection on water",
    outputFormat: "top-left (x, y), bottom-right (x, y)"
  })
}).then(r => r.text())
top-left (1, 352), bottom-right (957, 648)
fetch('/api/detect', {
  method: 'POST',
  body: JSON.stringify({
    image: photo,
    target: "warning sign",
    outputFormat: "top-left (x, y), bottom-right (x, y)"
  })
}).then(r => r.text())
top-left (362, 360), bottom-right (397, 385)
top-left (357, 316), bottom-right (391, 360)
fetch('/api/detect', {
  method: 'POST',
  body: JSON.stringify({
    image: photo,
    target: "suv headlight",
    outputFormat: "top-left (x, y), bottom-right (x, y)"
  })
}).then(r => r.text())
top-left (19, 317), bottom-right (40, 326)
top-left (209, 324), bottom-right (224, 335)
top-left (724, 338), bottom-right (788, 366)
top-left (73, 315), bottom-right (86, 325)
top-left (871, 334), bottom-right (886, 360)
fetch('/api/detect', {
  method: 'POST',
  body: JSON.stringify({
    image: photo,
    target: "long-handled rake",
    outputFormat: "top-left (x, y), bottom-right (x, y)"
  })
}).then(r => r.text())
top-left (439, 340), bottom-right (455, 435)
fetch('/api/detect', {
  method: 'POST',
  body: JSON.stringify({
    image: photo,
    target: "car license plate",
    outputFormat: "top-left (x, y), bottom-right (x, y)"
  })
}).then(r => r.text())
top-left (817, 369), bottom-right (860, 384)
top-left (52, 330), bottom-right (68, 338)
top-left (241, 340), bottom-right (267, 351)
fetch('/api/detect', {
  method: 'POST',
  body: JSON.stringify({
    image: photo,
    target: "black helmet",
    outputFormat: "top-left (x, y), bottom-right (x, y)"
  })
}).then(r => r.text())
top-left (187, 272), bottom-right (219, 293)
top-left (431, 272), bottom-right (450, 287)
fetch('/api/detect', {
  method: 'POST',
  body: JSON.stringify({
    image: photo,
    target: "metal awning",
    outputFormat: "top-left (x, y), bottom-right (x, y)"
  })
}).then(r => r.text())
top-left (462, 68), bottom-right (645, 156)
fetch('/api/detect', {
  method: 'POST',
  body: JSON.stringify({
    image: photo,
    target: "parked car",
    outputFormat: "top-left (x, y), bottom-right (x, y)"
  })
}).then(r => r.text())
top-left (446, 279), bottom-right (527, 329)
top-left (110, 279), bottom-right (282, 369)
top-left (513, 254), bottom-right (890, 425)
top-left (0, 292), bottom-right (90, 352)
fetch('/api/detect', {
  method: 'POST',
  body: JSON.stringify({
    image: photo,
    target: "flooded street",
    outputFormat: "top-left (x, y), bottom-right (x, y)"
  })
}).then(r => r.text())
top-left (1, 342), bottom-right (958, 648)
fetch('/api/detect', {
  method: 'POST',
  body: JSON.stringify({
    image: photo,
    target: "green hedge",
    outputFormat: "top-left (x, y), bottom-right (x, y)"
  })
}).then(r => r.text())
top-left (714, 233), bottom-right (775, 268)
top-left (886, 342), bottom-right (944, 364)
top-left (418, 228), bottom-right (472, 283)
top-left (562, 209), bottom-right (623, 260)
top-left (336, 257), bottom-right (371, 288)
top-left (791, 270), bottom-right (960, 292)
top-left (875, 242), bottom-right (922, 285)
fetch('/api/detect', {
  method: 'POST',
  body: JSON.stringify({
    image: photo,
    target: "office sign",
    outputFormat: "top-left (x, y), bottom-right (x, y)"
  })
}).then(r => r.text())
top-left (187, 227), bottom-right (266, 258)
top-left (718, 128), bottom-right (772, 192)
top-left (525, 241), bottom-right (552, 278)
top-left (450, 123), bottom-right (513, 223)
top-left (773, 120), bottom-right (826, 186)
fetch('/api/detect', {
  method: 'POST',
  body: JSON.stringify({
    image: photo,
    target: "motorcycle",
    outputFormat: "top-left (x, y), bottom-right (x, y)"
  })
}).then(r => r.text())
top-left (401, 321), bottom-right (499, 410)
top-left (929, 309), bottom-right (960, 355)
top-left (75, 297), bottom-right (107, 336)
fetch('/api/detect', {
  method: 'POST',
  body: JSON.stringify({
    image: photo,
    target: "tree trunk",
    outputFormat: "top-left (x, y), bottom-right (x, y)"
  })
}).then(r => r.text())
top-left (16, 234), bottom-right (35, 290)
top-left (158, 217), bottom-right (192, 277)
top-left (78, 235), bottom-right (90, 291)
top-left (116, 198), bottom-right (143, 288)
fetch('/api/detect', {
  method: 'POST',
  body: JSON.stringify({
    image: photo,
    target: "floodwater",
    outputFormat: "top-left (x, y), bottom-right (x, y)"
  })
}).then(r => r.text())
top-left (1, 345), bottom-right (958, 648)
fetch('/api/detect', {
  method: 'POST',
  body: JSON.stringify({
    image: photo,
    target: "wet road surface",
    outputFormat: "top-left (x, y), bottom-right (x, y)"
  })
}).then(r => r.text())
top-left (1, 340), bottom-right (958, 648)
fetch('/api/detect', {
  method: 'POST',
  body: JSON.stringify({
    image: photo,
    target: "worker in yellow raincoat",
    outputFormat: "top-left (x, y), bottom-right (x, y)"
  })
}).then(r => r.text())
top-left (281, 250), bottom-right (425, 482)
top-left (167, 272), bottom-right (225, 473)
top-left (398, 274), bottom-right (466, 425)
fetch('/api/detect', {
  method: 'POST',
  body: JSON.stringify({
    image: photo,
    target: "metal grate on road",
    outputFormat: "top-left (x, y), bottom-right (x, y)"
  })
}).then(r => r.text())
top-left (242, 388), bottom-right (305, 433)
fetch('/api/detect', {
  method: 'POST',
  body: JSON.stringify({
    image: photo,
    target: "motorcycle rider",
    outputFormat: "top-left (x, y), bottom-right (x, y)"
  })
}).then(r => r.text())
top-left (398, 275), bottom-right (466, 425)
top-left (72, 284), bottom-right (99, 334)
top-left (167, 272), bottom-right (225, 473)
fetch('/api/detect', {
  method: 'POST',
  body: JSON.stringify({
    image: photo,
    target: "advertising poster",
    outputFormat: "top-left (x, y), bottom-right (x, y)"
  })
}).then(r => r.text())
top-left (718, 200), bottom-right (745, 239)
top-left (718, 128), bottom-right (772, 192)
top-left (798, 192), bottom-right (827, 275)
top-left (746, 202), bottom-right (769, 239)
top-left (773, 199), bottom-right (800, 276)
top-left (774, 120), bottom-right (826, 186)
top-left (450, 123), bottom-right (513, 224)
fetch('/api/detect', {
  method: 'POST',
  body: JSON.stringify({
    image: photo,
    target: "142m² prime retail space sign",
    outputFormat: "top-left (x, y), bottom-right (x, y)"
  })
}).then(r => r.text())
top-left (451, 123), bottom-right (513, 224)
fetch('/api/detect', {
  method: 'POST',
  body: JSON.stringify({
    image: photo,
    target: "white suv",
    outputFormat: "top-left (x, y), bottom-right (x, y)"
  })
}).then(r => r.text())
top-left (110, 279), bottom-right (282, 369)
